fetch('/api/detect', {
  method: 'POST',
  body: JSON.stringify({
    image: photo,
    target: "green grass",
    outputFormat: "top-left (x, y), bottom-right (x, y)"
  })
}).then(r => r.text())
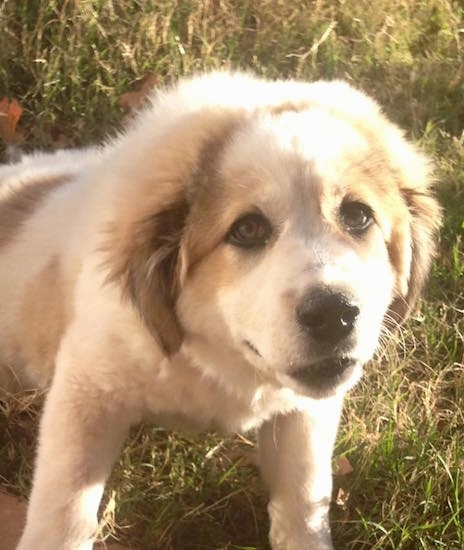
top-left (0, 1), bottom-right (463, 549)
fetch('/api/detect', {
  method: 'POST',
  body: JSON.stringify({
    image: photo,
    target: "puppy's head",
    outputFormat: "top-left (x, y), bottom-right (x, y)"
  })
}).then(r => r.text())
top-left (107, 74), bottom-right (441, 398)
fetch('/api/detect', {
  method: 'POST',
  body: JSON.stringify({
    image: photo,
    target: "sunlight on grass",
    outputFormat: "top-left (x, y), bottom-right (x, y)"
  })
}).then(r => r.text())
top-left (0, 1), bottom-right (463, 548)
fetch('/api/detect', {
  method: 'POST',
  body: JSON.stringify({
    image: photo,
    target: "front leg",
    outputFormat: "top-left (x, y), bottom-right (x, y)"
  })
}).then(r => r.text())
top-left (17, 368), bottom-right (132, 550)
top-left (258, 397), bottom-right (344, 550)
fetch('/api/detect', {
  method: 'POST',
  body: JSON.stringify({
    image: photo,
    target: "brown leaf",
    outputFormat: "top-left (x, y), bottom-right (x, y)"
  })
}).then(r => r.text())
top-left (333, 455), bottom-right (354, 476)
top-left (0, 98), bottom-right (24, 145)
top-left (117, 73), bottom-right (159, 112)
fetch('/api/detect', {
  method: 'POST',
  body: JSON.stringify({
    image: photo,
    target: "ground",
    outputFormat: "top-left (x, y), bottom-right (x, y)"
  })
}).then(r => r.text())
top-left (0, 1), bottom-right (463, 549)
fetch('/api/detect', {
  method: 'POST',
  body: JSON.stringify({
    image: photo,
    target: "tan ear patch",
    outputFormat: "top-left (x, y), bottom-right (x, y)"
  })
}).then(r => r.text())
top-left (105, 109), bottom-right (243, 355)
top-left (110, 198), bottom-right (189, 355)
top-left (389, 187), bottom-right (442, 322)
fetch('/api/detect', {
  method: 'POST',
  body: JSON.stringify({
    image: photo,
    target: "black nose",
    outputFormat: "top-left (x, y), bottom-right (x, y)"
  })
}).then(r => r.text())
top-left (296, 290), bottom-right (360, 345)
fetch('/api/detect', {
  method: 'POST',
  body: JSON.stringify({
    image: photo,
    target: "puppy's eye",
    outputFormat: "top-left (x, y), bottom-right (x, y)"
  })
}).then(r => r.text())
top-left (226, 213), bottom-right (272, 248)
top-left (340, 201), bottom-right (373, 234)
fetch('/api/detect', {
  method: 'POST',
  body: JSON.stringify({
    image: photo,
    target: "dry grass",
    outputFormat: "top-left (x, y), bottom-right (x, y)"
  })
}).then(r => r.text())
top-left (0, 1), bottom-right (463, 548)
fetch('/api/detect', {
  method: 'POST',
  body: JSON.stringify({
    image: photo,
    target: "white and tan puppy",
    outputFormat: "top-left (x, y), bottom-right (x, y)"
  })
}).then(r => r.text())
top-left (0, 72), bottom-right (441, 550)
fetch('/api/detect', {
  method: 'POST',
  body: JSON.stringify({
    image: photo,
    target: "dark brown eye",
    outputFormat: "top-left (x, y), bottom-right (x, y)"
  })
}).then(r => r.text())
top-left (340, 201), bottom-right (373, 234)
top-left (226, 213), bottom-right (272, 249)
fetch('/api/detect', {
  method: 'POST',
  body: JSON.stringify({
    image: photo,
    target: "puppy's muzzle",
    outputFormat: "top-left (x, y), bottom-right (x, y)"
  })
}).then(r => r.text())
top-left (296, 289), bottom-right (360, 346)
top-left (292, 289), bottom-right (360, 391)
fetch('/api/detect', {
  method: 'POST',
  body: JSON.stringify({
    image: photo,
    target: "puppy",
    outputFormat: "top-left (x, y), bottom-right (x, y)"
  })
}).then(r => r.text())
top-left (0, 72), bottom-right (441, 549)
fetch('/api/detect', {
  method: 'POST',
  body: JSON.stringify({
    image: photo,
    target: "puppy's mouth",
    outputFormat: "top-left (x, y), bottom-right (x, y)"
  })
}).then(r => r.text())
top-left (244, 339), bottom-right (359, 392)
top-left (290, 357), bottom-right (358, 391)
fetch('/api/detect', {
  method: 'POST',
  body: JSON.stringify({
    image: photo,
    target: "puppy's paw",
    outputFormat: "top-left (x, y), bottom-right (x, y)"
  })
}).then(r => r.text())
top-left (268, 499), bottom-right (334, 550)
top-left (269, 530), bottom-right (334, 550)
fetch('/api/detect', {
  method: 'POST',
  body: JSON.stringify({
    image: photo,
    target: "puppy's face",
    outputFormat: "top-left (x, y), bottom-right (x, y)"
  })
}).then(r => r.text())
top-left (175, 109), bottom-right (411, 397)
top-left (109, 85), bottom-right (440, 399)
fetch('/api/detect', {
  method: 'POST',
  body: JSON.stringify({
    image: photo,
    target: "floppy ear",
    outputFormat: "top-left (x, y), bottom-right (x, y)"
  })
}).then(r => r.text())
top-left (105, 186), bottom-right (188, 354)
top-left (104, 109), bottom-right (240, 354)
top-left (388, 155), bottom-right (442, 323)
top-left (118, 197), bottom-right (188, 354)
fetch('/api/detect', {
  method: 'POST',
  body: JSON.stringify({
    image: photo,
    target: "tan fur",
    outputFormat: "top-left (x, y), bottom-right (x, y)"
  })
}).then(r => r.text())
top-left (105, 111), bottom-right (243, 353)
top-left (389, 187), bottom-right (442, 320)
top-left (17, 257), bottom-right (69, 385)
top-left (0, 72), bottom-right (441, 550)
top-left (0, 175), bottom-right (68, 249)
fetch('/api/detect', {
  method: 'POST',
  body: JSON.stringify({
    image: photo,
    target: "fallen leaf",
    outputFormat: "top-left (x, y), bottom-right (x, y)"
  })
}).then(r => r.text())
top-left (335, 487), bottom-right (351, 507)
top-left (117, 73), bottom-right (159, 112)
top-left (333, 455), bottom-right (354, 476)
top-left (0, 97), bottom-right (24, 145)
top-left (334, 487), bottom-right (351, 522)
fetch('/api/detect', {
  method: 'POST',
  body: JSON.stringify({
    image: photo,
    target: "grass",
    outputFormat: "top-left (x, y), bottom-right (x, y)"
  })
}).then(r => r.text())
top-left (0, 0), bottom-right (463, 548)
